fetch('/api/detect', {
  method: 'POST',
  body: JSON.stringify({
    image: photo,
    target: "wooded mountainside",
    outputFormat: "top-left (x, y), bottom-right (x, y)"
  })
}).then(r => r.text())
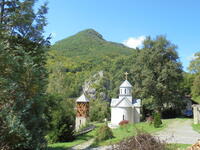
top-left (47, 29), bottom-right (137, 99)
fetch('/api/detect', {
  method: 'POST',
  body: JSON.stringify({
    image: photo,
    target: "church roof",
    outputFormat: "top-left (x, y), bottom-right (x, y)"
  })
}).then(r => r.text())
top-left (111, 97), bottom-right (133, 107)
top-left (120, 80), bottom-right (132, 88)
top-left (76, 94), bottom-right (89, 102)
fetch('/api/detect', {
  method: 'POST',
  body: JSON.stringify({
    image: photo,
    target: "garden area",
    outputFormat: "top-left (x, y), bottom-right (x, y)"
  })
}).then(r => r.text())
top-left (48, 119), bottom-right (176, 150)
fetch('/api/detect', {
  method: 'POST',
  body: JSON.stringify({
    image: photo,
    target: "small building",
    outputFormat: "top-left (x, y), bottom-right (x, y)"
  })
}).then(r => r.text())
top-left (75, 94), bottom-right (90, 131)
top-left (110, 78), bottom-right (141, 126)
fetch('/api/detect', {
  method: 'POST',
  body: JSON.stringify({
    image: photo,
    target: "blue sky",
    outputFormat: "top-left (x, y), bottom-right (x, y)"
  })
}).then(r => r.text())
top-left (42, 0), bottom-right (200, 71)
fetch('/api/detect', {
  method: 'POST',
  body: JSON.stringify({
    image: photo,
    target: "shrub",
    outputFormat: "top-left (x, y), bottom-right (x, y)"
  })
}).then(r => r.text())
top-left (95, 124), bottom-right (114, 143)
top-left (119, 120), bottom-right (129, 126)
top-left (153, 112), bottom-right (162, 128)
top-left (114, 131), bottom-right (166, 150)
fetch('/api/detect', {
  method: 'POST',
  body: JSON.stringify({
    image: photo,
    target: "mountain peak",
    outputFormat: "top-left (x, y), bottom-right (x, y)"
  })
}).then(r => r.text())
top-left (52, 29), bottom-right (133, 59)
top-left (76, 29), bottom-right (104, 40)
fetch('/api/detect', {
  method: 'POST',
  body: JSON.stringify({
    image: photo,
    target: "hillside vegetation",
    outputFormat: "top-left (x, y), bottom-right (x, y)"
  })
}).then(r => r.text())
top-left (47, 29), bottom-right (137, 98)
top-left (46, 29), bottom-right (184, 143)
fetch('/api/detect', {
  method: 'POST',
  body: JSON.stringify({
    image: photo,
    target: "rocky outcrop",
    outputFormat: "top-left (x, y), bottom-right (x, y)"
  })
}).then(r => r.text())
top-left (83, 71), bottom-right (110, 101)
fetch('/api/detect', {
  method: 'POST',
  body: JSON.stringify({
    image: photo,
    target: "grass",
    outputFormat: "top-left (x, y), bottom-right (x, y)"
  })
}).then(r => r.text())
top-left (48, 119), bottom-right (187, 149)
top-left (167, 143), bottom-right (191, 150)
top-left (94, 119), bottom-right (171, 146)
top-left (192, 123), bottom-right (200, 133)
top-left (47, 122), bottom-right (104, 150)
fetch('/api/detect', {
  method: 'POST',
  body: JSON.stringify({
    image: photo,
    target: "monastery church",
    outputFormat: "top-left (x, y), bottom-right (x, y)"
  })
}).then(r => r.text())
top-left (75, 73), bottom-right (141, 130)
top-left (110, 74), bottom-right (141, 126)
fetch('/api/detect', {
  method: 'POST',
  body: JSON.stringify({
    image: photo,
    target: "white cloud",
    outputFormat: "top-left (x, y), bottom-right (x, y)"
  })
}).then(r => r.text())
top-left (123, 36), bottom-right (146, 49)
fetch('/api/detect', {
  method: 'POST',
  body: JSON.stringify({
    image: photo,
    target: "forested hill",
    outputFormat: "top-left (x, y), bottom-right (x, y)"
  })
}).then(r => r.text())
top-left (51, 29), bottom-right (133, 59)
top-left (47, 29), bottom-right (137, 98)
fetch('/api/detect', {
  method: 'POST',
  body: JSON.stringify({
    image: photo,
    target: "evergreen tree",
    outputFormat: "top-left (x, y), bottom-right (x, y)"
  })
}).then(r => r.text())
top-left (153, 112), bottom-right (162, 128)
top-left (0, 0), bottom-right (49, 149)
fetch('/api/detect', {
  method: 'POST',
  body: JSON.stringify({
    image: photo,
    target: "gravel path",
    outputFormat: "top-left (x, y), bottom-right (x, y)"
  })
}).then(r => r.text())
top-left (154, 119), bottom-right (200, 144)
top-left (70, 139), bottom-right (112, 150)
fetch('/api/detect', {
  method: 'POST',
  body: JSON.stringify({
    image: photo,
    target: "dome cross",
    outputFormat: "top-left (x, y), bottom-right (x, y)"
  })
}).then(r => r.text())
top-left (124, 72), bottom-right (129, 80)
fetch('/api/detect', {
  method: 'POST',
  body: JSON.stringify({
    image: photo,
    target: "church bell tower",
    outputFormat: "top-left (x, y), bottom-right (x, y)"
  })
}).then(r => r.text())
top-left (75, 94), bottom-right (90, 131)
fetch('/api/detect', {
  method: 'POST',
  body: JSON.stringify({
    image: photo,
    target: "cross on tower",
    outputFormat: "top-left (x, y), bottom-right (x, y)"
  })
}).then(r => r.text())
top-left (124, 72), bottom-right (129, 80)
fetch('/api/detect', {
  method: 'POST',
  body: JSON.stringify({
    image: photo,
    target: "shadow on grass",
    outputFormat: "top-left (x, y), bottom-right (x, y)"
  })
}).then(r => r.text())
top-left (47, 134), bottom-right (94, 150)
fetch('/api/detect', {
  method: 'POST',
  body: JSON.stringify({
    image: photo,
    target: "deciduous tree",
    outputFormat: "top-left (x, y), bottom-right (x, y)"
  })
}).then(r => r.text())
top-left (0, 0), bottom-right (49, 149)
top-left (131, 36), bottom-right (183, 113)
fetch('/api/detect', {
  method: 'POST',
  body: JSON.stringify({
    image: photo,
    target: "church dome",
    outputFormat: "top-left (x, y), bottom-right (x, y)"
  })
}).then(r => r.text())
top-left (120, 80), bottom-right (132, 88)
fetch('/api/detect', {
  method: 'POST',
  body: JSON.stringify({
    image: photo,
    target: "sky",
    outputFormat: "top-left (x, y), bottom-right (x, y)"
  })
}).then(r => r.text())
top-left (40, 0), bottom-right (200, 71)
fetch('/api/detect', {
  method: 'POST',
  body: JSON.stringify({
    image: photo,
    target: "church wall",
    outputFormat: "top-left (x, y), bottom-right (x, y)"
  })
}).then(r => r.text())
top-left (111, 107), bottom-right (133, 125)
top-left (75, 117), bottom-right (88, 131)
top-left (134, 107), bottom-right (140, 123)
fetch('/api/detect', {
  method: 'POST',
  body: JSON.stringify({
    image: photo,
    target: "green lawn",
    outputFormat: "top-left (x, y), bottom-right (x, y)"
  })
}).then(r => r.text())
top-left (192, 123), bottom-right (200, 133)
top-left (167, 143), bottom-right (191, 150)
top-left (48, 119), bottom-right (177, 149)
top-left (95, 119), bottom-right (171, 146)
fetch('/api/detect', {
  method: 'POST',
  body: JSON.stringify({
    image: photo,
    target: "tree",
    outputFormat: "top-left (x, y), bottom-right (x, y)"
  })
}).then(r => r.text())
top-left (131, 36), bottom-right (183, 113)
top-left (188, 52), bottom-right (200, 102)
top-left (89, 99), bottom-right (110, 122)
top-left (188, 52), bottom-right (200, 74)
top-left (45, 95), bottom-right (75, 143)
top-left (0, 0), bottom-right (49, 149)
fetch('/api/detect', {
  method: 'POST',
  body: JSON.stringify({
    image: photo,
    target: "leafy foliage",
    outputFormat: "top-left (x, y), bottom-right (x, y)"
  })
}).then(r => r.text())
top-left (0, 0), bottom-right (49, 149)
top-left (89, 99), bottom-right (110, 122)
top-left (188, 52), bottom-right (200, 103)
top-left (47, 29), bottom-right (135, 100)
top-left (48, 30), bottom-right (184, 121)
top-left (46, 95), bottom-right (75, 144)
top-left (95, 124), bottom-right (114, 143)
top-left (130, 36), bottom-right (183, 113)
top-left (153, 112), bottom-right (162, 128)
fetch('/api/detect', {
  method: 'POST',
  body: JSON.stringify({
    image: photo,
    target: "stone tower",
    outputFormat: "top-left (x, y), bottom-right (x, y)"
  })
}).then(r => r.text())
top-left (75, 94), bottom-right (90, 131)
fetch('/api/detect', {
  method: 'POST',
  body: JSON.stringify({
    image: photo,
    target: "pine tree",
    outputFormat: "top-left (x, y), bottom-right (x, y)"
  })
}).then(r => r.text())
top-left (0, 0), bottom-right (49, 149)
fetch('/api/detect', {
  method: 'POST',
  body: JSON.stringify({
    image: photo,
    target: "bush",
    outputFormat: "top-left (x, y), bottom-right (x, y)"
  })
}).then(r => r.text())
top-left (153, 112), bottom-right (162, 128)
top-left (95, 124), bottom-right (114, 143)
top-left (114, 131), bottom-right (167, 150)
top-left (119, 120), bottom-right (129, 126)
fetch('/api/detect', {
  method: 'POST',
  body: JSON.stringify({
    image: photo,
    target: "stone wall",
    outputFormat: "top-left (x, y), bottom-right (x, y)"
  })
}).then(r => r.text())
top-left (193, 104), bottom-right (200, 124)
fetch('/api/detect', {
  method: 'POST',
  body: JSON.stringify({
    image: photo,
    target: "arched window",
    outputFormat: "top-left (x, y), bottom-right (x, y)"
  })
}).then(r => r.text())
top-left (123, 115), bottom-right (125, 120)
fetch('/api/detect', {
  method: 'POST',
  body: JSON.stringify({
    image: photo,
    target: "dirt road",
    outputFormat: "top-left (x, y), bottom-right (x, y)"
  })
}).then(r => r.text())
top-left (154, 119), bottom-right (200, 144)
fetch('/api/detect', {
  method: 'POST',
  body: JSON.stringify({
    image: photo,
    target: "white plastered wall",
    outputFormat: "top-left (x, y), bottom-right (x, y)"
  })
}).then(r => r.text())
top-left (75, 117), bottom-right (87, 131)
top-left (111, 107), bottom-right (133, 125)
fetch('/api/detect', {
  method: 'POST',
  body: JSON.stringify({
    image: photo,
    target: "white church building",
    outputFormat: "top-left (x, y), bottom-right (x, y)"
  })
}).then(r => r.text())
top-left (110, 78), bottom-right (141, 126)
